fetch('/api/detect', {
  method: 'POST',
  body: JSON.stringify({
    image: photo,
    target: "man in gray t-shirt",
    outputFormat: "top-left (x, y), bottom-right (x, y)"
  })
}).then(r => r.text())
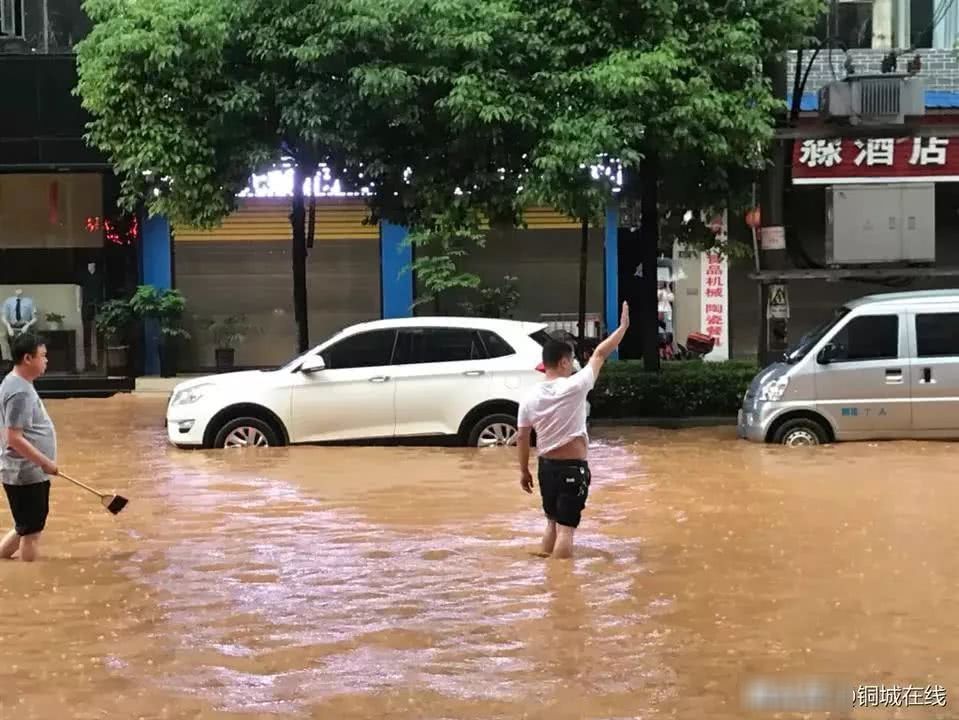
top-left (0, 333), bottom-right (57, 562)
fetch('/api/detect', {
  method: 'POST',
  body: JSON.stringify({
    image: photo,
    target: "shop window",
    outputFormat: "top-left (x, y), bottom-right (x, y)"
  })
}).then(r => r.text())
top-left (0, 174), bottom-right (103, 249)
top-left (815, 1), bottom-right (873, 49)
top-left (0, 173), bottom-right (129, 377)
top-left (0, 0), bottom-right (23, 38)
top-left (811, 0), bottom-right (935, 50)
top-left (909, 0), bottom-right (934, 48)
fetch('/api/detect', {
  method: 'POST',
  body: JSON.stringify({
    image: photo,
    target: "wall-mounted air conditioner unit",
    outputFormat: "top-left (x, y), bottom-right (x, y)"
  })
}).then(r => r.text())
top-left (819, 74), bottom-right (925, 124)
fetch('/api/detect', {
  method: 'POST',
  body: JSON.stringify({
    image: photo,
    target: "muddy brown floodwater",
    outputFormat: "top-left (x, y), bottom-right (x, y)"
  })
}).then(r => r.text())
top-left (2, 396), bottom-right (959, 719)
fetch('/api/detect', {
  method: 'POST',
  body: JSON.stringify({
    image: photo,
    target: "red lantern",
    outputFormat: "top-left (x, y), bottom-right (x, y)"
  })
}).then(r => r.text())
top-left (745, 207), bottom-right (761, 229)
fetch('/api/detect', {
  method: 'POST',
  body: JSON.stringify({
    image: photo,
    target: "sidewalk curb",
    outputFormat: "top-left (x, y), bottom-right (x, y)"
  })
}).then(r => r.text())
top-left (589, 416), bottom-right (736, 429)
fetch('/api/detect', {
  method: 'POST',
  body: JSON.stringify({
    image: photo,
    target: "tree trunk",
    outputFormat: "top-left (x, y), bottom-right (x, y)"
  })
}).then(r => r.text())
top-left (577, 216), bottom-right (588, 349)
top-left (290, 165), bottom-right (309, 353)
top-left (639, 151), bottom-right (661, 372)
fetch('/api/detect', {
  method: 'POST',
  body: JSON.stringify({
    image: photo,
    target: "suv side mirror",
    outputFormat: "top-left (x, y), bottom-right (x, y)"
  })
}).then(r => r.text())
top-left (817, 343), bottom-right (836, 365)
top-left (300, 355), bottom-right (326, 374)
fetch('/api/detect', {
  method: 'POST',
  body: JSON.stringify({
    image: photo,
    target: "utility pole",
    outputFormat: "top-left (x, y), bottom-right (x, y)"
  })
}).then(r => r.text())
top-left (758, 54), bottom-right (790, 367)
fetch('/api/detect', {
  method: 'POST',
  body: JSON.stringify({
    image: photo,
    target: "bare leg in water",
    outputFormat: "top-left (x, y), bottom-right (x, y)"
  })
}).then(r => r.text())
top-left (0, 529), bottom-right (20, 559)
top-left (552, 525), bottom-right (575, 559)
top-left (19, 533), bottom-right (39, 562)
top-left (541, 519), bottom-right (557, 555)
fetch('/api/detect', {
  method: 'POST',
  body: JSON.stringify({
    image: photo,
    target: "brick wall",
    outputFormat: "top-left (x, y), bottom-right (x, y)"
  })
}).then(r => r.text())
top-left (787, 48), bottom-right (959, 93)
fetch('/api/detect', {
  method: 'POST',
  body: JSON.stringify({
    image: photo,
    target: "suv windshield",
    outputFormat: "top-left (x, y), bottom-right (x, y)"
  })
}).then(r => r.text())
top-left (784, 307), bottom-right (850, 364)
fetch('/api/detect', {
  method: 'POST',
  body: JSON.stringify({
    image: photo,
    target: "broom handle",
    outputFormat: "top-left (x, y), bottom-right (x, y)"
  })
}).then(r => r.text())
top-left (57, 472), bottom-right (106, 499)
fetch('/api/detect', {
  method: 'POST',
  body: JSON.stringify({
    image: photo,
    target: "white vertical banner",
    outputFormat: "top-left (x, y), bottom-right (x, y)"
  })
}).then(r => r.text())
top-left (700, 210), bottom-right (729, 361)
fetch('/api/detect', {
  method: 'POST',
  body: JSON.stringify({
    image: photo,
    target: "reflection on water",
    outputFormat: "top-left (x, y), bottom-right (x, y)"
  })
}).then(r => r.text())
top-left (2, 395), bottom-right (959, 719)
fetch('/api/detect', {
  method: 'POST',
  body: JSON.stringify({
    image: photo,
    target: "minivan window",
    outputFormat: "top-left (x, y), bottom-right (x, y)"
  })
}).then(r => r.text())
top-left (784, 308), bottom-right (850, 363)
top-left (829, 314), bottom-right (899, 361)
top-left (321, 330), bottom-right (397, 369)
top-left (916, 313), bottom-right (959, 357)
top-left (393, 328), bottom-right (487, 364)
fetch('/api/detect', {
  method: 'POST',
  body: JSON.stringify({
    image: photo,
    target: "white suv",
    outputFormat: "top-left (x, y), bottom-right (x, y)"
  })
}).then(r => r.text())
top-left (166, 316), bottom-right (561, 449)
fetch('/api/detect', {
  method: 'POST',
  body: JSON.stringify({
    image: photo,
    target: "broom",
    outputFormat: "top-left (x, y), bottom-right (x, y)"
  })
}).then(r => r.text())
top-left (58, 472), bottom-right (129, 515)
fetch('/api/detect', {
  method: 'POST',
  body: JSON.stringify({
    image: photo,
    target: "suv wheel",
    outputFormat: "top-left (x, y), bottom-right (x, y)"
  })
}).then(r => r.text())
top-left (213, 417), bottom-right (280, 449)
top-left (468, 414), bottom-right (519, 448)
top-left (772, 418), bottom-right (828, 447)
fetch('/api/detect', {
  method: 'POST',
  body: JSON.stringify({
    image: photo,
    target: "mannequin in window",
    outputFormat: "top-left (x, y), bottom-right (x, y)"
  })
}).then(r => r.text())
top-left (1, 289), bottom-right (37, 364)
top-left (657, 281), bottom-right (674, 334)
top-left (80, 262), bottom-right (103, 371)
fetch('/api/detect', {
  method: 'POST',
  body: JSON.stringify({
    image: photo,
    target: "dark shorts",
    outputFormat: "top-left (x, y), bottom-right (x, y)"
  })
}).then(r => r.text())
top-left (3, 481), bottom-right (50, 536)
top-left (538, 458), bottom-right (591, 528)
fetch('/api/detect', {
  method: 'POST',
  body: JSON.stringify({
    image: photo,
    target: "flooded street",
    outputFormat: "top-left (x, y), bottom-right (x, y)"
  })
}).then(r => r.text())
top-left (2, 395), bottom-right (958, 719)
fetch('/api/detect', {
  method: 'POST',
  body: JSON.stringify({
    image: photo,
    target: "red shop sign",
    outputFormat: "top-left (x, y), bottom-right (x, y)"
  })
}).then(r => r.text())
top-left (791, 136), bottom-right (959, 184)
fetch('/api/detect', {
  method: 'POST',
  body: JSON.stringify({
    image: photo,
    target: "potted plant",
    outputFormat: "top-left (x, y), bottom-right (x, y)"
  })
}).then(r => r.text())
top-left (206, 315), bottom-right (250, 371)
top-left (130, 285), bottom-right (191, 377)
top-left (94, 299), bottom-right (135, 372)
top-left (45, 312), bottom-right (65, 331)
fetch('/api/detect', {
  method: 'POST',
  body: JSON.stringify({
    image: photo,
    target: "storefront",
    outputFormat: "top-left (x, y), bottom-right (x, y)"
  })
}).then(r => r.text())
top-left (731, 113), bottom-right (959, 363)
top-left (0, 171), bottom-right (140, 381)
top-left (170, 194), bottom-right (624, 373)
top-left (172, 197), bottom-right (382, 371)
top-left (0, 52), bottom-right (140, 393)
top-left (657, 247), bottom-right (729, 361)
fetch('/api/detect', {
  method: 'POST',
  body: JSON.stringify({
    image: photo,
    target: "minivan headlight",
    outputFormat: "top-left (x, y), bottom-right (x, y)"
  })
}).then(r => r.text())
top-left (171, 383), bottom-right (213, 407)
top-left (758, 377), bottom-right (789, 402)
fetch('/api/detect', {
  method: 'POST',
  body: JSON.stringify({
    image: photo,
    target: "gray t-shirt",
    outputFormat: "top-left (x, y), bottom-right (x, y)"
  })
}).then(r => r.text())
top-left (0, 373), bottom-right (56, 486)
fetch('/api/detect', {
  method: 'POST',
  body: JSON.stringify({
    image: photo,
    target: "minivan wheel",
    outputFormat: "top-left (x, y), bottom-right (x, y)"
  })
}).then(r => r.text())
top-left (468, 413), bottom-right (519, 448)
top-left (213, 417), bottom-right (280, 449)
top-left (772, 418), bottom-right (829, 447)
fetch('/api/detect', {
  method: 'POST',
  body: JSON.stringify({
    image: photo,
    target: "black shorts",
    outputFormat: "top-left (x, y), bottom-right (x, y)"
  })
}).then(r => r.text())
top-left (538, 458), bottom-right (591, 528)
top-left (3, 481), bottom-right (50, 536)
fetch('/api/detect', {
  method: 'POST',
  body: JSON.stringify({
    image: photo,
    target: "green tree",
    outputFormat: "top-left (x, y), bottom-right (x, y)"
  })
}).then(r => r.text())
top-left (514, 0), bottom-right (820, 368)
top-left (77, 0), bottom-right (819, 369)
top-left (76, 0), bottom-right (539, 349)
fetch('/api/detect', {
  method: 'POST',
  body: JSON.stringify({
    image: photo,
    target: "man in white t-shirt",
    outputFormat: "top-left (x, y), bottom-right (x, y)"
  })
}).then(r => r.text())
top-left (517, 302), bottom-right (630, 559)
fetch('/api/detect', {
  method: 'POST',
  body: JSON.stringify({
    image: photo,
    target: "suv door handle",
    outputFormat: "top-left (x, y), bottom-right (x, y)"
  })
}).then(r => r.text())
top-left (920, 367), bottom-right (936, 384)
top-left (463, 370), bottom-right (485, 377)
top-left (369, 376), bottom-right (390, 383)
top-left (885, 368), bottom-right (903, 385)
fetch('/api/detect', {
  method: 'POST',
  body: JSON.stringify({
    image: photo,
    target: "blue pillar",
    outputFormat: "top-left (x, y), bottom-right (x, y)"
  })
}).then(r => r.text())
top-left (604, 203), bottom-right (620, 358)
top-left (140, 214), bottom-right (172, 375)
top-left (380, 221), bottom-right (413, 318)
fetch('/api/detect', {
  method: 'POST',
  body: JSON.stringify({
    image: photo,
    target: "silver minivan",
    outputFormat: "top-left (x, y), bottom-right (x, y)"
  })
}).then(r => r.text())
top-left (738, 289), bottom-right (959, 446)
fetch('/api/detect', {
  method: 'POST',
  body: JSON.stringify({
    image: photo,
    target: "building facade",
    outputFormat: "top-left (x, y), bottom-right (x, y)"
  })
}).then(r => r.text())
top-left (16, 0), bottom-right (905, 378)
top-left (726, 2), bottom-right (959, 364)
top-left (0, 0), bottom-right (141, 394)
top-left (0, 0), bottom-right (627, 385)
top-left (159, 192), bottom-right (622, 373)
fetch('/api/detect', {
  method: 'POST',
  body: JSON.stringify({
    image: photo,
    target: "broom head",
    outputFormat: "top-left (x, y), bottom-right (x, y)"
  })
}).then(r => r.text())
top-left (101, 494), bottom-right (129, 515)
